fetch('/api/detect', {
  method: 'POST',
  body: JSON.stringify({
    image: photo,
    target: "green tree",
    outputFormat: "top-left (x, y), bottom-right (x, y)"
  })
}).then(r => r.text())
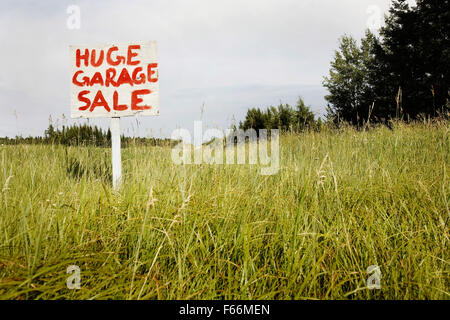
top-left (371, 0), bottom-right (450, 119)
top-left (239, 97), bottom-right (316, 132)
top-left (295, 97), bottom-right (316, 131)
top-left (324, 0), bottom-right (449, 124)
top-left (239, 107), bottom-right (267, 131)
top-left (323, 31), bottom-right (376, 125)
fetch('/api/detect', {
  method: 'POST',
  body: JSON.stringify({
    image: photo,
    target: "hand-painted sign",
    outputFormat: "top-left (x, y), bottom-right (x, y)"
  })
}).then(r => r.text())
top-left (70, 42), bottom-right (159, 118)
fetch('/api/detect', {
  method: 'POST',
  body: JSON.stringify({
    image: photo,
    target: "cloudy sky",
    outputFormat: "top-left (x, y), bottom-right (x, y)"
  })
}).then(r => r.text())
top-left (0, 0), bottom-right (399, 138)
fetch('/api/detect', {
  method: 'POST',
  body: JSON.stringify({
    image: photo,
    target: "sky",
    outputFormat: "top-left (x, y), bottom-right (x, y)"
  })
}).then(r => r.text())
top-left (0, 0), bottom-right (401, 138)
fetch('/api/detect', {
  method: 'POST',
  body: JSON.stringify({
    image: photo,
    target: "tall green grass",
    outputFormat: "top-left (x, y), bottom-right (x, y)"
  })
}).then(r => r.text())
top-left (0, 120), bottom-right (448, 299)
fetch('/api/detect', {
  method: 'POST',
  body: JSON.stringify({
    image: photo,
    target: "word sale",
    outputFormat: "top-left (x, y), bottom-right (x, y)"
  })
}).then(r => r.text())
top-left (77, 89), bottom-right (152, 112)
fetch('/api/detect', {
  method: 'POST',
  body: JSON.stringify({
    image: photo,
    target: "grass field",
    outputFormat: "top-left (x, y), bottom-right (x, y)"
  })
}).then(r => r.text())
top-left (0, 120), bottom-right (448, 299)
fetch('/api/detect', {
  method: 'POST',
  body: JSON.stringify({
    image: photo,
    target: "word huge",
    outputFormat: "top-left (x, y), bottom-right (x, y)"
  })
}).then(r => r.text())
top-left (70, 42), bottom-right (159, 118)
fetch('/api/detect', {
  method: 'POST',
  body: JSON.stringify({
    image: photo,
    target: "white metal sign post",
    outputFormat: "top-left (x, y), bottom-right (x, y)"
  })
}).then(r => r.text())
top-left (110, 117), bottom-right (121, 189)
top-left (70, 42), bottom-right (159, 190)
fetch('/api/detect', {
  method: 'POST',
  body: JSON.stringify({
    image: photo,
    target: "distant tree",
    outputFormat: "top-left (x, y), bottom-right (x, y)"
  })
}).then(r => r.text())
top-left (239, 97), bottom-right (316, 132)
top-left (239, 107), bottom-right (266, 131)
top-left (45, 123), bottom-right (56, 140)
top-left (276, 104), bottom-right (296, 132)
top-left (323, 31), bottom-right (376, 125)
top-left (294, 97), bottom-right (316, 131)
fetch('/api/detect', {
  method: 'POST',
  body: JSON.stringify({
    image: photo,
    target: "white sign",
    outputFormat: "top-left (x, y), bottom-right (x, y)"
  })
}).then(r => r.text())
top-left (70, 42), bottom-right (159, 118)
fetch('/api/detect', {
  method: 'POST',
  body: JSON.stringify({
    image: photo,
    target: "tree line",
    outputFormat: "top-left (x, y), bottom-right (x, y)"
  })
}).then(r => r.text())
top-left (0, 123), bottom-right (175, 147)
top-left (239, 97), bottom-right (319, 132)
